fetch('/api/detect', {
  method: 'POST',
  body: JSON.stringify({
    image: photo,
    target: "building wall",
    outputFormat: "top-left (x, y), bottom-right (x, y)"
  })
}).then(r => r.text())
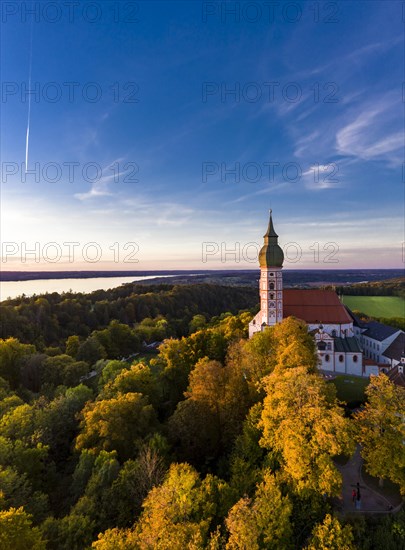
top-left (308, 322), bottom-right (353, 337)
top-left (360, 331), bottom-right (400, 363)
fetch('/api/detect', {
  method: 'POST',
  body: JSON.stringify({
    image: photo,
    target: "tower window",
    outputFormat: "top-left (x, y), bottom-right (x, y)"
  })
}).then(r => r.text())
top-left (270, 293), bottom-right (274, 299)
top-left (269, 283), bottom-right (274, 290)
top-left (270, 272), bottom-right (274, 276)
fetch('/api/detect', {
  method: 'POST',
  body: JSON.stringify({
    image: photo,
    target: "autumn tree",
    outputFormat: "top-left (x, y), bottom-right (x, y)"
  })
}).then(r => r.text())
top-left (226, 471), bottom-right (292, 550)
top-left (354, 374), bottom-right (405, 493)
top-left (134, 463), bottom-right (232, 549)
top-left (92, 527), bottom-right (138, 549)
top-left (168, 357), bottom-right (250, 465)
top-left (304, 514), bottom-right (355, 550)
top-left (260, 367), bottom-right (354, 496)
top-left (0, 507), bottom-right (46, 550)
top-left (226, 316), bottom-right (318, 400)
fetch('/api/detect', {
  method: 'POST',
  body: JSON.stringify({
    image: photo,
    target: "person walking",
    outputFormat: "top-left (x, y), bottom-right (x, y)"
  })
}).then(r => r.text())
top-left (356, 483), bottom-right (361, 510)
top-left (352, 488), bottom-right (357, 504)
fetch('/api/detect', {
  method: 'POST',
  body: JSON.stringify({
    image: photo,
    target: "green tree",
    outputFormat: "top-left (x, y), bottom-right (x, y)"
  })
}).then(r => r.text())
top-left (0, 507), bottom-right (46, 550)
top-left (41, 513), bottom-right (95, 550)
top-left (102, 363), bottom-right (158, 406)
top-left (77, 337), bottom-right (106, 365)
top-left (98, 360), bottom-right (127, 390)
top-left (354, 374), bottom-right (405, 493)
top-left (65, 335), bottom-right (80, 358)
top-left (189, 314), bottom-right (206, 334)
top-left (75, 393), bottom-right (158, 460)
top-left (93, 321), bottom-right (140, 359)
top-left (41, 354), bottom-right (89, 388)
top-left (0, 338), bottom-right (36, 389)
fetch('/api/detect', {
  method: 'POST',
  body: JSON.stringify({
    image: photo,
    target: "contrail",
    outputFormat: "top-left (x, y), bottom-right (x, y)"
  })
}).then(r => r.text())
top-left (25, 12), bottom-right (34, 173)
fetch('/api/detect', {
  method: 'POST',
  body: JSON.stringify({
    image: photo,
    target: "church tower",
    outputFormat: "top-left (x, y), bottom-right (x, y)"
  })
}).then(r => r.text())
top-left (249, 210), bottom-right (284, 338)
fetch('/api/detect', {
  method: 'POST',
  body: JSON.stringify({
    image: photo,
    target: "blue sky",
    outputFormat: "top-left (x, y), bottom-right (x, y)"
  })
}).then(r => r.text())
top-left (1, 0), bottom-right (404, 270)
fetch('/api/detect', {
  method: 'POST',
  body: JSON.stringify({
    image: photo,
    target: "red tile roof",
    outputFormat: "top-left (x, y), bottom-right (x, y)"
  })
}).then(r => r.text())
top-left (283, 290), bottom-right (352, 324)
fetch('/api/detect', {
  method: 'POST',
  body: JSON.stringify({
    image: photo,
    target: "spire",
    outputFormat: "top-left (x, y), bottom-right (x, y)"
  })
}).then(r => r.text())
top-left (258, 210), bottom-right (284, 268)
top-left (264, 209), bottom-right (278, 239)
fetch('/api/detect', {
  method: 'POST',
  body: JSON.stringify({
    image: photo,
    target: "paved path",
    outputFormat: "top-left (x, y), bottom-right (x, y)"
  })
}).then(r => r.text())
top-left (336, 446), bottom-right (399, 513)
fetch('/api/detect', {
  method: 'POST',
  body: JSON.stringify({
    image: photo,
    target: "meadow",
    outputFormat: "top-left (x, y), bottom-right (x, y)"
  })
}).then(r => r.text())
top-left (342, 295), bottom-right (404, 318)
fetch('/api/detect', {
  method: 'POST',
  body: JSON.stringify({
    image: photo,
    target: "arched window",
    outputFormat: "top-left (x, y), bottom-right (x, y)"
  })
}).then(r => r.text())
top-left (270, 293), bottom-right (274, 299)
top-left (353, 355), bottom-right (358, 363)
top-left (339, 355), bottom-right (344, 363)
top-left (325, 354), bottom-right (330, 362)
top-left (269, 283), bottom-right (274, 290)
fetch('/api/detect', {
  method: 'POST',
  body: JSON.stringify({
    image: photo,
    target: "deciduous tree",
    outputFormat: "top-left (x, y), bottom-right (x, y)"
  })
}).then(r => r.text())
top-left (304, 514), bottom-right (355, 550)
top-left (354, 374), bottom-right (405, 493)
top-left (260, 367), bottom-right (354, 496)
top-left (0, 507), bottom-right (46, 550)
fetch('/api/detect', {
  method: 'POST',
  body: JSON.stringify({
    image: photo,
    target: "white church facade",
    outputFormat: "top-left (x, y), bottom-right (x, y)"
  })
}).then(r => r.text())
top-left (248, 211), bottom-right (394, 378)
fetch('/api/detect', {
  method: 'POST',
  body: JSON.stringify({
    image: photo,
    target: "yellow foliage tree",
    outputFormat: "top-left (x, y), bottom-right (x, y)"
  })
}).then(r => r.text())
top-left (354, 374), bottom-right (405, 494)
top-left (226, 471), bottom-right (292, 549)
top-left (304, 514), bottom-right (355, 550)
top-left (0, 507), bottom-right (46, 550)
top-left (260, 367), bottom-right (354, 496)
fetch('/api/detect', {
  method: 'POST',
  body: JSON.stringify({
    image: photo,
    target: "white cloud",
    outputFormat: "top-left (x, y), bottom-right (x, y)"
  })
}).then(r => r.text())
top-left (336, 97), bottom-right (403, 166)
top-left (302, 164), bottom-right (341, 191)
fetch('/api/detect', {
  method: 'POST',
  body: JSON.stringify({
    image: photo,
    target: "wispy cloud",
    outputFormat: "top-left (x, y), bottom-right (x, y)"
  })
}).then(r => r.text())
top-left (74, 158), bottom-right (127, 201)
top-left (336, 95), bottom-right (403, 166)
top-left (302, 165), bottom-right (342, 191)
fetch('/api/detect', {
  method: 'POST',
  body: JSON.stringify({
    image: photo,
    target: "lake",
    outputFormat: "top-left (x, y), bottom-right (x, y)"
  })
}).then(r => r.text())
top-left (0, 276), bottom-right (171, 301)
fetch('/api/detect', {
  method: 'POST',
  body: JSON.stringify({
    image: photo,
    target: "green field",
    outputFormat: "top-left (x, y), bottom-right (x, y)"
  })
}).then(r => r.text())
top-left (342, 295), bottom-right (404, 318)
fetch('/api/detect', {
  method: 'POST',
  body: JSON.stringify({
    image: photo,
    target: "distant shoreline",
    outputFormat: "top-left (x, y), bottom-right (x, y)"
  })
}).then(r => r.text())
top-left (0, 269), bottom-right (402, 282)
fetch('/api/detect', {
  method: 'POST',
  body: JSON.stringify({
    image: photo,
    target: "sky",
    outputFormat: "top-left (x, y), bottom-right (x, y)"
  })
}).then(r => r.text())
top-left (1, 0), bottom-right (404, 271)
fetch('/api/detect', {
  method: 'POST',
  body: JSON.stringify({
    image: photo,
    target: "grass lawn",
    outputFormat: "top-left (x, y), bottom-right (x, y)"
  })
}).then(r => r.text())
top-left (342, 295), bottom-right (404, 318)
top-left (330, 374), bottom-right (369, 404)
